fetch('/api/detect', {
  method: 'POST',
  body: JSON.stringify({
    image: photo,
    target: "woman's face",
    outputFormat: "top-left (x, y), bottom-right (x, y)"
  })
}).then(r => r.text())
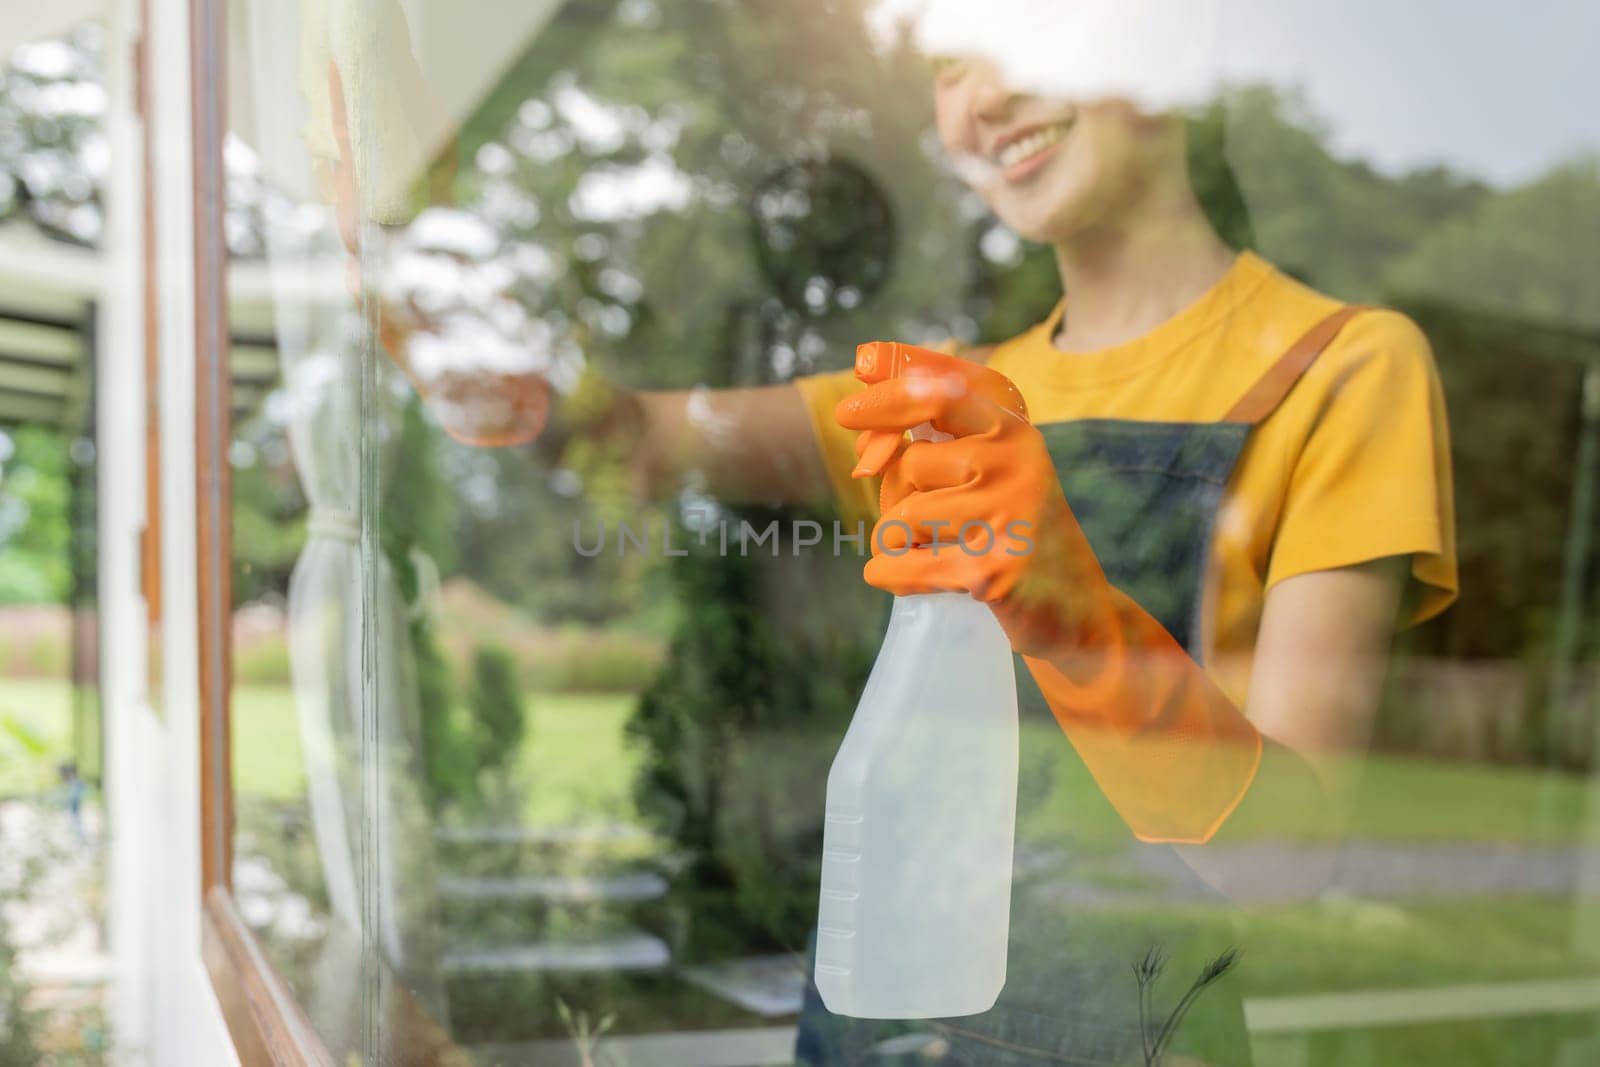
top-left (932, 57), bottom-right (1180, 244)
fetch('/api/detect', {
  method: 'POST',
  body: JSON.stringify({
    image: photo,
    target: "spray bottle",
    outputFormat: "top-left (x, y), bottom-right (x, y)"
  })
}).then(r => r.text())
top-left (815, 342), bottom-right (1025, 1019)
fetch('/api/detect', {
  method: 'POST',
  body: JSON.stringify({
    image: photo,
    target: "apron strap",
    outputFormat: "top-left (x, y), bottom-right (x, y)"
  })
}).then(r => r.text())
top-left (1222, 304), bottom-right (1368, 424)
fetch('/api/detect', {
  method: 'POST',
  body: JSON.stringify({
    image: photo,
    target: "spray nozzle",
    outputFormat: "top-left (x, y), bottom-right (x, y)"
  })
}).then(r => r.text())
top-left (850, 342), bottom-right (1028, 478)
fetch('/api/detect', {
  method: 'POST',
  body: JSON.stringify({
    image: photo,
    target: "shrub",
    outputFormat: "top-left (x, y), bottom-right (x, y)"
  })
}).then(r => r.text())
top-left (470, 645), bottom-right (525, 774)
top-left (628, 510), bottom-right (879, 960)
top-left (416, 622), bottom-right (475, 814)
top-left (0, 811), bottom-right (45, 1064)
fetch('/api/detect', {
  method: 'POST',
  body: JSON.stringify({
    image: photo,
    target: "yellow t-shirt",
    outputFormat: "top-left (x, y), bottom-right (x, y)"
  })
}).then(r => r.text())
top-left (795, 251), bottom-right (1457, 708)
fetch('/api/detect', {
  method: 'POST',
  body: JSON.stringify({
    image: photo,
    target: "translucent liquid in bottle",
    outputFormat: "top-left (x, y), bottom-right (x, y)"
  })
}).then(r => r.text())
top-left (816, 592), bottom-right (1019, 1018)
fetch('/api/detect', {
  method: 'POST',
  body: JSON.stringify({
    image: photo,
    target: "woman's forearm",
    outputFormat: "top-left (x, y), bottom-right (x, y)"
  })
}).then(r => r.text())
top-left (1017, 560), bottom-right (1400, 896)
top-left (623, 385), bottom-right (834, 505)
top-left (381, 296), bottom-right (831, 505)
top-left (1173, 560), bottom-right (1406, 899)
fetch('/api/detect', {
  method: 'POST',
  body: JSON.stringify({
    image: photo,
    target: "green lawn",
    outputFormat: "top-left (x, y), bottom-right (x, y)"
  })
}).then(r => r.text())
top-left (17, 675), bottom-right (1600, 1061)
top-left (3, 678), bottom-right (644, 824)
top-left (231, 684), bottom-right (643, 826)
top-left (10, 676), bottom-right (1600, 848)
top-left (1014, 722), bottom-right (1600, 851)
top-left (0, 677), bottom-right (77, 795)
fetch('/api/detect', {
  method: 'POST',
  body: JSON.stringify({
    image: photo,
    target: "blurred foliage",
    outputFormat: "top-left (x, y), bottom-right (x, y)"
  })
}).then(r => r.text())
top-left (206, 0), bottom-right (1600, 959)
top-left (1389, 158), bottom-right (1600, 332)
top-left (230, 425), bottom-right (307, 606)
top-left (1220, 84), bottom-right (1493, 300)
top-left (0, 6), bottom-right (1590, 665)
top-left (454, 0), bottom-right (954, 952)
top-left (382, 398), bottom-right (459, 592)
top-left (382, 404), bottom-right (540, 814)
top-left (421, 0), bottom-right (1600, 956)
top-left (1396, 306), bottom-right (1597, 664)
top-left (0, 427), bottom-right (75, 604)
top-left (0, 899), bottom-right (43, 1065)
top-left (0, 22), bottom-right (106, 244)
top-left (443, 440), bottom-right (647, 625)
top-left (450, 0), bottom-right (974, 389)
top-left (379, 398), bottom-right (474, 814)
top-left (627, 515), bottom-right (879, 957)
top-left (469, 644), bottom-right (526, 776)
top-left (415, 623), bottom-right (468, 813)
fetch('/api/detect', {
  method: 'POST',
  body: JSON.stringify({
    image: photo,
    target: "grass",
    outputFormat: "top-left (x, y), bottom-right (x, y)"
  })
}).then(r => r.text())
top-left (1174, 895), bottom-right (1600, 1064)
top-left (230, 684), bottom-right (306, 800)
top-left (0, 677), bottom-right (77, 795)
top-left (16, 675), bottom-right (1600, 1060)
top-left (230, 684), bottom-right (644, 827)
top-left (2, 677), bottom-right (644, 824)
top-left (12, 676), bottom-right (1600, 844)
top-left (226, 689), bottom-right (1600, 849)
top-left (508, 692), bottom-right (643, 824)
top-left (1013, 721), bottom-right (1600, 853)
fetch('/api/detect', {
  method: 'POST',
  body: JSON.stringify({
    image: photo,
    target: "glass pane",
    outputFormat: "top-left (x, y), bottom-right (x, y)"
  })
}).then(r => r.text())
top-left (225, 1), bottom-right (392, 1051)
top-left (230, 1), bottom-right (1600, 1063)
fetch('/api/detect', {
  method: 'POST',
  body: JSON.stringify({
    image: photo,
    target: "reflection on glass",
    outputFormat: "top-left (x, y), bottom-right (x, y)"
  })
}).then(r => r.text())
top-left (225, 0), bottom-right (1600, 1064)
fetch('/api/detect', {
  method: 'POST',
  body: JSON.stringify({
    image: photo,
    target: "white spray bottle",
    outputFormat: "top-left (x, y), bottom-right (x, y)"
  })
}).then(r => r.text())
top-left (815, 342), bottom-right (1024, 1019)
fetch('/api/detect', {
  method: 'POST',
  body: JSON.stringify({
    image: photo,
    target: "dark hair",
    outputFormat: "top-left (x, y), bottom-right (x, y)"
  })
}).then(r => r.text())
top-left (1185, 104), bottom-right (1256, 252)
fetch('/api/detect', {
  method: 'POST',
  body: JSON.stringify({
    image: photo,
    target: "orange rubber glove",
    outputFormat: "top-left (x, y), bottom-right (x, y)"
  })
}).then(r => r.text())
top-left (839, 342), bottom-right (1261, 844)
top-left (374, 306), bottom-right (552, 448)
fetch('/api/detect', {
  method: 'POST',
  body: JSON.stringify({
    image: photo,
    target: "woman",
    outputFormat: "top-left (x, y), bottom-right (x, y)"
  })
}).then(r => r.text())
top-left (787, 60), bottom-right (1453, 1065)
top-left (335, 44), bottom-right (1455, 1067)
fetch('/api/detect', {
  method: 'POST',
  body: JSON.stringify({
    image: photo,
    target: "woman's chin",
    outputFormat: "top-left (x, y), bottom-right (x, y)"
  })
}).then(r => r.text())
top-left (996, 199), bottom-right (1092, 247)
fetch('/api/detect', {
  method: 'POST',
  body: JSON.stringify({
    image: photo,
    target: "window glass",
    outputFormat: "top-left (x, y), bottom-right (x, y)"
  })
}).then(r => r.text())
top-left (229, 1), bottom-right (1600, 1062)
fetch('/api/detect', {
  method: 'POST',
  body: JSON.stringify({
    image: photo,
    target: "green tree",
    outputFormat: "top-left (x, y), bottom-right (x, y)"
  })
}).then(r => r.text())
top-left (0, 22), bottom-right (107, 244)
top-left (379, 397), bottom-right (474, 811)
top-left (229, 426), bottom-right (308, 605)
top-left (0, 426), bottom-right (73, 604)
top-left (1383, 159), bottom-right (1600, 671)
top-left (1387, 158), bottom-right (1600, 331)
top-left (1221, 84), bottom-right (1489, 299)
top-left (627, 513), bottom-right (878, 957)
top-left (469, 644), bottom-right (525, 774)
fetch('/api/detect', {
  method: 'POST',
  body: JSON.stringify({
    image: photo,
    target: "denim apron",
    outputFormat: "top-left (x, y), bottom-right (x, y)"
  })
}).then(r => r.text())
top-left (796, 306), bottom-right (1365, 1066)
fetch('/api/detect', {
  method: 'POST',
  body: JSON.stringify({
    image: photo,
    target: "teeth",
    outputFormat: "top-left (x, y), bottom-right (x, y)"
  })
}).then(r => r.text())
top-left (997, 123), bottom-right (1067, 170)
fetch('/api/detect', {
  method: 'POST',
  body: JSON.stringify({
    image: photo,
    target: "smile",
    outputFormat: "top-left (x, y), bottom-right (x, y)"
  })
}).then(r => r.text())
top-left (994, 121), bottom-right (1072, 177)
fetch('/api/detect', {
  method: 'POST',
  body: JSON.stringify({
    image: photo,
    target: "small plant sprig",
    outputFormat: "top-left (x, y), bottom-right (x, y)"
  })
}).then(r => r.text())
top-left (1132, 944), bottom-right (1240, 1066)
top-left (1133, 945), bottom-right (1168, 1064)
top-left (556, 997), bottom-right (618, 1067)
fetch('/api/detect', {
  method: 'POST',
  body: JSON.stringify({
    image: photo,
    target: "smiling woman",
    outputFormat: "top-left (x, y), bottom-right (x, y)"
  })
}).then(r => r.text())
top-left (153, 1), bottom-right (1600, 1065)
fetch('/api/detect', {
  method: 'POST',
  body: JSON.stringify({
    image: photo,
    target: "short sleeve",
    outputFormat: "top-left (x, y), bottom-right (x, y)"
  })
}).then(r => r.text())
top-left (1264, 309), bottom-right (1458, 625)
top-left (794, 367), bottom-right (880, 527)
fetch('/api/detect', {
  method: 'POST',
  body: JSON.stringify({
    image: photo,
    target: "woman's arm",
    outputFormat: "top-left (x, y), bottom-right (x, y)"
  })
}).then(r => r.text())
top-left (368, 244), bottom-right (830, 505)
top-left (1176, 556), bottom-right (1408, 897)
top-left (325, 62), bottom-right (832, 510)
top-left (834, 358), bottom-right (1422, 879)
top-left (376, 285), bottom-right (833, 504)
top-left (622, 385), bottom-right (834, 505)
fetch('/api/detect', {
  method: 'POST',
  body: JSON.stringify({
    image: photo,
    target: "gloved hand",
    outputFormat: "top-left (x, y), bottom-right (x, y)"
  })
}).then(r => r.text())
top-left (838, 344), bottom-right (1261, 844)
top-left (321, 61), bottom-right (551, 448)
